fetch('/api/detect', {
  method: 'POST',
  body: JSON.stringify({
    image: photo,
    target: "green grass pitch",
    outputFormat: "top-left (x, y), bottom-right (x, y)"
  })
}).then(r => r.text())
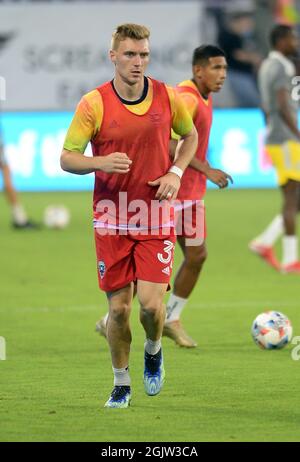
top-left (0, 189), bottom-right (300, 442)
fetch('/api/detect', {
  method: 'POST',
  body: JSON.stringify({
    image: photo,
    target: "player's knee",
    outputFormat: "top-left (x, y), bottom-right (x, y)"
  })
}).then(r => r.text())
top-left (140, 301), bottom-right (163, 320)
top-left (283, 191), bottom-right (299, 211)
top-left (283, 203), bottom-right (298, 220)
top-left (109, 303), bottom-right (131, 323)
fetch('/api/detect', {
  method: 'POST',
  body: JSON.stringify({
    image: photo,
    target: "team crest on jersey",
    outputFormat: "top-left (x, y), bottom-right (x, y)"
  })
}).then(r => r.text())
top-left (148, 112), bottom-right (162, 126)
top-left (162, 266), bottom-right (170, 276)
top-left (109, 120), bottom-right (120, 129)
top-left (98, 261), bottom-right (106, 279)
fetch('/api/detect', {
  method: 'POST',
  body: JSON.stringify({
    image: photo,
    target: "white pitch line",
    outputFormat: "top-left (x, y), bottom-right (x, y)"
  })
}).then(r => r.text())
top-left (0, 305), bottom-right (101, 314)
top-left (0, 300), bottom-right (299, 314)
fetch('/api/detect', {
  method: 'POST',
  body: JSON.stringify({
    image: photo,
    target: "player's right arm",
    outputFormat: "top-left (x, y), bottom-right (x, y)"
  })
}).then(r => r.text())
top-left (61, 92), bottom-right (131, 175)
top-left (61, 150), bottom-right (132, 175)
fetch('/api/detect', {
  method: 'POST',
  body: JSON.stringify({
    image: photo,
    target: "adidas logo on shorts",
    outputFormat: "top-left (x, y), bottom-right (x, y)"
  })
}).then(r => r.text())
top-left (162, 266), bottom-right (170, 276)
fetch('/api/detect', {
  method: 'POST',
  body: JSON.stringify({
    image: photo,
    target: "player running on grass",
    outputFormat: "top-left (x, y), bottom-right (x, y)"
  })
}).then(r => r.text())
top-left (249, 25), bottom-right (300, 274)
top-left (96, 45), bottom-right (232, 348)
top-left (61, 24), bottom-right (197, 408)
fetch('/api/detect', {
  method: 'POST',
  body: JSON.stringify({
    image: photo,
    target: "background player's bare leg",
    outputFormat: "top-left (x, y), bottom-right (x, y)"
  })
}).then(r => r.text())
top-left (1, 164), bottom-right (19, 205)
top-left (106, 283), bottom-right (134, 369)
top-left (281, 179), bottom-right (300, 235)
top-left (163, 237), bottom-right (206, 347)
top-left (1, 163), bottom-right (31, 226)
top-left (173, 237), bottom-right (207, 299)
top-left (281, 180), bottom-right (300, 267)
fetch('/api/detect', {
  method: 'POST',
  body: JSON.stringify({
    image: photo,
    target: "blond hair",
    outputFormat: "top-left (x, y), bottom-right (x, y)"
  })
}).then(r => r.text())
top-left (111, 23), bottom-right (150, 50)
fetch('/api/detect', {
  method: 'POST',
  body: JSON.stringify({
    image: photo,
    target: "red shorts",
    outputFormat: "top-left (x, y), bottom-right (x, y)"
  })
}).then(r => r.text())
top-left (175, 200), bottom-right (206, 245)
top-left (94, 231), bottom-right (176, 292)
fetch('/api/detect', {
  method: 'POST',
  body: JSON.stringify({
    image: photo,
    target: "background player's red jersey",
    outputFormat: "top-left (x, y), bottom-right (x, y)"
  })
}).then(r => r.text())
top-left (176, 80), bottom-right (212, 201)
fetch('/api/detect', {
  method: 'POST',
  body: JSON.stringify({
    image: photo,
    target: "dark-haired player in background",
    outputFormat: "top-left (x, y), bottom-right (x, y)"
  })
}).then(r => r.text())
top-left (164, 45), bottom-right (232, 347)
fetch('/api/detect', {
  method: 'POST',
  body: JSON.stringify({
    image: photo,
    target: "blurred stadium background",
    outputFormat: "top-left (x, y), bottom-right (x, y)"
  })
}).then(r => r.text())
top-left (1, 0), bottom-right (299, 192)
top-left (1, 0), bottom-right (300, 443)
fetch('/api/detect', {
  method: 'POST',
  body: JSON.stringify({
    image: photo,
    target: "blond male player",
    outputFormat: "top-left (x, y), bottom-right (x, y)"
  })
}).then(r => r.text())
top-left (61, 24), bottom-right (197, 408)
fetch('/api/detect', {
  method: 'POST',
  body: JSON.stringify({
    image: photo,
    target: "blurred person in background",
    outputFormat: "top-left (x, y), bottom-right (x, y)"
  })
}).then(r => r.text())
top-left (218, 11), bottom-right (262, 107)
top-left (0, 129), bottom-right (38, 229)
top-left (254, 0), bottom-right (278, 56)
top-left (1, 33), bottom-right (38, 229)
top-left (275, 0), bottom-right (300, 25)
top-left (249, 24), bottom-right (300, 273)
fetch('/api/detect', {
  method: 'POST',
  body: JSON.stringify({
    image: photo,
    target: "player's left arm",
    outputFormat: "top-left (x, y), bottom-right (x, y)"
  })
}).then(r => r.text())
top-left (148, 88), bottom-right (197, 201)
top-left (174, 135), bottom-right (232, 188)
top-left (169, 92), bottom-right (197, 159)
top-left (171, 91), bottom-right (233, 188)
top-left (190, 157), bottom-right (233, 189)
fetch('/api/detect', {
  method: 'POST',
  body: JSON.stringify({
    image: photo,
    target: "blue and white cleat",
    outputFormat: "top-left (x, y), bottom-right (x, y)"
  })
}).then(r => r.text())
top-left (143, 348), bottom-right (165, 396)
top-left (104, 386), bottom-right (131, 408)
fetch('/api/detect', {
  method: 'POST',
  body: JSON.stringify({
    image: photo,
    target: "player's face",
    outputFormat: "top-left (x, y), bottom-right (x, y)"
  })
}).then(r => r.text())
top-left (110, 38), bottom-right (150, 85)
top-left (285, 30), bottom-right (299, 56)
top-left (195, 56), bottom-right (227, 93)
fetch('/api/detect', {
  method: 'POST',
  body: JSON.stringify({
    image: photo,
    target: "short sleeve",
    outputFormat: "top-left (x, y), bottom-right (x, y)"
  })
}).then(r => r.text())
top-left (63, 90), bottom-right (103, 153)
top-left (178, 92), bottom-right (198, 120)
top-left (166, 86), bottom-right (194, 137)
top-left (273, 64), bottom-right (289, 91)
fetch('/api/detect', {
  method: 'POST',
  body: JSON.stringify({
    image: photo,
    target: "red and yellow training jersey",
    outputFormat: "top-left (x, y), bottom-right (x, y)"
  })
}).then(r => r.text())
top-left (63, 77), bottom-right (193, 231)
top-left (175, 79), bottom-right (212, 201)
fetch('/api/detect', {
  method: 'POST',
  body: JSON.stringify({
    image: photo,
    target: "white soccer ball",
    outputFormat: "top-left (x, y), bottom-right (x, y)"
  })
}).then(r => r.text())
top-left (251, 311), bottom-right (293, 350)
top-left (44, 205), bottom-right (70, 229)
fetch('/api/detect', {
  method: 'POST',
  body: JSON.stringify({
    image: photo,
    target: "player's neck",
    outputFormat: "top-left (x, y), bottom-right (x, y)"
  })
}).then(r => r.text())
top-left (192, 78), bottom-right (210, 99)
top-left (113, 75), bottom-right (146, 101)
top-left (273, 47), bottom-right (290, 58)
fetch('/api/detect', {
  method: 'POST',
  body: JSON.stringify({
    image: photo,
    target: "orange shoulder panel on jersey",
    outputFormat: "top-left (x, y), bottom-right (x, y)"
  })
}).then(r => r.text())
top-left (63, 89), bottom-right (103, 153)
top-left (165, 85), bottom-right (194, 137)
top-left (64, 79), bottom-right (193, 153)
top-left (176, 80), bottom-right (199, 120)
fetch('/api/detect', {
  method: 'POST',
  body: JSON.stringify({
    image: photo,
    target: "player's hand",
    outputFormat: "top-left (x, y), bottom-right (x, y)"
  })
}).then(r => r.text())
top-left (206, 168), bottom-right (233, 189)
top-left (148, 172), bottom-right (181, 201)
top-left (97, 152), bottom-right (132, 174)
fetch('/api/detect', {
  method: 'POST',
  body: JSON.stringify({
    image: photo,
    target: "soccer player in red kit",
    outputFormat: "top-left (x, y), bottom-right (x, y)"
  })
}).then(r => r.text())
top-left (164, 45), bottom-right (232, 347)
top-left (96, 45), bottom-right (232, 349)
top-left (61, 24), bottom-right (197, 408)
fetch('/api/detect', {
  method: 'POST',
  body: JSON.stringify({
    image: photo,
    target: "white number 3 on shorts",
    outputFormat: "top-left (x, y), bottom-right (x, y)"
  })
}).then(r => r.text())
top-left (157, 240), bottom-right (174, 265)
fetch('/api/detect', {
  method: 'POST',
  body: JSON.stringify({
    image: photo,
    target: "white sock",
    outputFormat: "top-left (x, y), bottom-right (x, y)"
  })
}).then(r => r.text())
top-left (253, 215), bottom-right (283, 247)
top-left (145, 338), bottom-right (161, 356)
top-left (165, 293), bottom-right (188, 323)
top-left (282, 235), bottom-right (298, 266)
top-left (103, 313), bottom-right (109, 326)
top-left (112, 366), bottom-right (131, 387)
top-left (12, 204), bottom-right (28, 225)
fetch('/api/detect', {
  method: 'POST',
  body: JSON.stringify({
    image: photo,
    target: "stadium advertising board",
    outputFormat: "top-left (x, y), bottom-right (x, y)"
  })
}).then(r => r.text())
top-left (0, 109), bottom-right (281, 191)
top-left (0, 2), bottom-right (201, 111)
